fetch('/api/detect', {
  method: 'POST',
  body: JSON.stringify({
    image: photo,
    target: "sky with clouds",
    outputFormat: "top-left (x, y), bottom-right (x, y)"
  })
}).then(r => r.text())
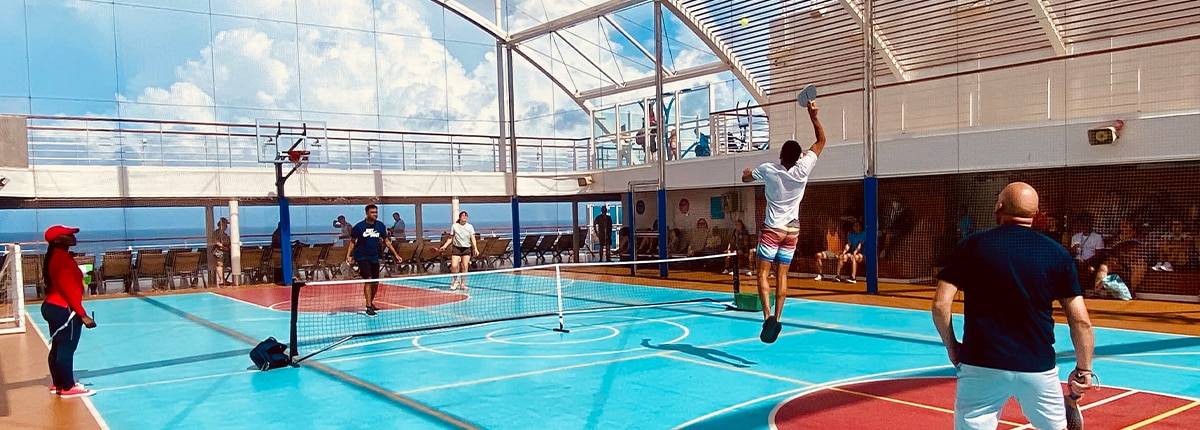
top-left (0, 0), bottom-right (752, 141)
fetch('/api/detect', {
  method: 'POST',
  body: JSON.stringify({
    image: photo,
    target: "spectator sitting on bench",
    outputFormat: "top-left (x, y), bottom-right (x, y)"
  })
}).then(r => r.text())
top-left (1089, 239), bottom-right (1143, 300)
top-left (685, 218), bottom-right (712, 257)
top-left (834, 221), bottom-right (867, 284)
top-left (814, 218), bottom-right (844, 281)
top-left (1153, 220), bottom-right (1191, 272)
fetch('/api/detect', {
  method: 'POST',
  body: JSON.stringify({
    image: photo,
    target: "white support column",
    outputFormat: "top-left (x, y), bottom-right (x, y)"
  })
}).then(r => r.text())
top-left (451, 197), bottom-right (460, 225)
top-left (229, 200), bottom-right (242, 285)
top-left (204, 205), bottom-right (215, 286)
top-left (414, 203), bottom-right (424, 241)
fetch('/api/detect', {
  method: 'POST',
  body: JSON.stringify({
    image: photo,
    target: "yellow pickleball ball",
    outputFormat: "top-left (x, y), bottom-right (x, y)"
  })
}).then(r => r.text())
top-left (740, 17), bottom-right (749, 26)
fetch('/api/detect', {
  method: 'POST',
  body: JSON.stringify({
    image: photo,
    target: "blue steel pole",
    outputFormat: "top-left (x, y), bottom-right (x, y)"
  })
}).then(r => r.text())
top-left (864, 177), bottom-right (879, 294)
top-left (657, 189), bottom-right (667, 277)
top-left (511, 197), bottom-right (521, 268)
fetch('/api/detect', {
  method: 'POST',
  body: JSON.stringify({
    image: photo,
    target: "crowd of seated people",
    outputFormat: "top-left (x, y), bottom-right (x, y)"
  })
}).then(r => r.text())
top-left (1063, 208), bottom-right (1198, 300)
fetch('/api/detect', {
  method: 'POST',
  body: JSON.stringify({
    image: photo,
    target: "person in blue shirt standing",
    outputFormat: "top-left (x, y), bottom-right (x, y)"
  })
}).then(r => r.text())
top-left (932, 182), bottom-right (1096, 430)
top-left (345, 204), bottom-right (404, 317)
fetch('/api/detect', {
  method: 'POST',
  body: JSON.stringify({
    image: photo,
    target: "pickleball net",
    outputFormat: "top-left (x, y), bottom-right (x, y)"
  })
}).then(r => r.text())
top-left (289, 253), bottom-right (738, 362)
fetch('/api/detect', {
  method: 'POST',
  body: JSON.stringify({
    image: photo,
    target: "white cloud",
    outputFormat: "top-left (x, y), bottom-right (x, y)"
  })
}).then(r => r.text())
top-left (100, 0), bottom-right (740, 152)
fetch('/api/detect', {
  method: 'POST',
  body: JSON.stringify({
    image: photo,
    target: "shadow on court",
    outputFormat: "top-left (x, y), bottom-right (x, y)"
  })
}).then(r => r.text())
top-left (639, 338), bottom-right (757, 368)
top-left (76, 348), bottom-right (250, 378)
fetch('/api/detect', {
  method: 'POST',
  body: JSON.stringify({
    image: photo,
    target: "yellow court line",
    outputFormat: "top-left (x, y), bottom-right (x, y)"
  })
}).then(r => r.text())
top-left (1121, 400), bottom-right (1200, 430)
top-left (827, 386), bottom-right (1025, 427)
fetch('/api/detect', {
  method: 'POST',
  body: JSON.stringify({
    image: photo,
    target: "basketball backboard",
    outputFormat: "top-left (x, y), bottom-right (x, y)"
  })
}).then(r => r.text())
top-left (255, 119), bottom-right (329, 165)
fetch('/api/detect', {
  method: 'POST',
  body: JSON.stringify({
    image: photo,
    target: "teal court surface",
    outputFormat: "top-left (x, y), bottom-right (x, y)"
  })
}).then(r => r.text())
top-left (37, 274), bottom-right (1200, 430)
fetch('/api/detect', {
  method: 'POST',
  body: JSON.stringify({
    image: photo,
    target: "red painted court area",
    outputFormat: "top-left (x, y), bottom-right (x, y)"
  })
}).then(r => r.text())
top-left (773, 377), bottom-right (1200, 429)
top-left (218, 283), bottom-right (468, 313)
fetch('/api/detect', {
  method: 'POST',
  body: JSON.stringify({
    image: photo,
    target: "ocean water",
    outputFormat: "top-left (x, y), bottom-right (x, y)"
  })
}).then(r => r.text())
top-left (2, 222), bottom-right (563, 256)
top-left (0, 201), bottom-right (601, 257)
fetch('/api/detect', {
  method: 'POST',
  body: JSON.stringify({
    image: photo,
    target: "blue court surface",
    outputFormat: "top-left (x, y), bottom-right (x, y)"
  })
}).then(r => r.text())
top-left (38, 277), bottom-right (1200, 430)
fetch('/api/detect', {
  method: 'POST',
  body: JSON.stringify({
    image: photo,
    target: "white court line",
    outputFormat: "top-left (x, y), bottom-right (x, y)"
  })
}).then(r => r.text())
top-left (1104, 352), bottom-right (1200, 357)
top-left (410, 317), bottom-right (693, 359)
top-left (398, 326), bottom-right (822, 396)
top-left (321, 309), bottom-right (733, 363)
top-left (672, 364), bottom-right (952, 430)
top-left (1100, 356), bottom-right (1200, 373)
top-left (211, 291), bottom-right (283, 312)
top-left (27, 313), bottom-right (111, 430)
top-left (95, 370), bottom-right (260, 393)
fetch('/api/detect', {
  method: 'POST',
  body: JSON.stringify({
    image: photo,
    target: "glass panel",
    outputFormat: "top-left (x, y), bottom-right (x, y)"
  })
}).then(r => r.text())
top-left (115, 5), bottom-right (215, 104)
top-left (0, 96), bottom-right (30, 115)
top-left (0, 0), bottom-right (29, 97)
top-left (30, 98), bottom-right (118, 117)
top-left (209, 15), bottom-right (302, 111)
top-left (298, 0), bottom-right (373, 29)
top-left (375, 0), bottom-right (444, 40)
top-left (375, 33), bottom-right (449, 131)
top-left (210, 0), bottom-right (297, 22)
top-left (296, 25), bottom-right (379, 116)
top-left (26, 1), bottom-right (118, 101)
top-left (117, 0), bottom-right (209, 14)
top-left (443, 39), bottom-right (496, 134)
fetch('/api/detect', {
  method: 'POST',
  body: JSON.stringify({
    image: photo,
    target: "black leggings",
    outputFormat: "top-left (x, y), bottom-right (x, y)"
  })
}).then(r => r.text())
top-left (42, 302), bottom-right (83, 390)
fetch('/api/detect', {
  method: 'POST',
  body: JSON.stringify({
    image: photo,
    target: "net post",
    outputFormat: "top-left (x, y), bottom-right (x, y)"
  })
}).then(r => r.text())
top-left (289, 280), bottom-right (303, 365)
top-left (733, 248), bottom-right (740, 294)
top-left (553, 265), bottom-right (569, 333)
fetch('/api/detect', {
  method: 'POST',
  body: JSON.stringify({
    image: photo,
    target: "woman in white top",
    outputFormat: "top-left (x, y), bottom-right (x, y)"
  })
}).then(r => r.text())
top-left (439, 211), bottom-right (478, 290)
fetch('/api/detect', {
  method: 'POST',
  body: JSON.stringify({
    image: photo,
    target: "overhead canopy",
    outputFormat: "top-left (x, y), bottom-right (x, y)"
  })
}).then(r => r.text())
top-left (437, 0), bottom-right (1199, 108)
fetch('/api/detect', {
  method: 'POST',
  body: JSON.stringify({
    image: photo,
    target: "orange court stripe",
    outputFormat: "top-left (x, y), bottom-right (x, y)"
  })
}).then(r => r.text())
top-left (827, 386), bottom-right (1025, 427)
top-left (1120, 400), bottom-right (1200, 430)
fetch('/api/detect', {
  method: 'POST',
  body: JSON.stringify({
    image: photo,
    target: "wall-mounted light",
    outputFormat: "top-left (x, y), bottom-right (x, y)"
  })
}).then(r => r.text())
top-left (577, 175), bottom-right (594, 187)
top-left (0, 176), bottom-right (9, 189)
top-left (1088, 120), bottom-right (1124, 146)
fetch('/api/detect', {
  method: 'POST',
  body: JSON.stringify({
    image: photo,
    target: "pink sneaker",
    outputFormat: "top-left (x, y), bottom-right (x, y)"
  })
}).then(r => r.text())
top-left (50, 382), bottom-right (85, 395)
top-left (58, 385), bottom-right (95, 398)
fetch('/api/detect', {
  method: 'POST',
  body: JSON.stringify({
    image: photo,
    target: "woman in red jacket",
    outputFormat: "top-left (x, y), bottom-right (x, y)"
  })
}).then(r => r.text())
top-left (41, 225), bottom-right (97, 398)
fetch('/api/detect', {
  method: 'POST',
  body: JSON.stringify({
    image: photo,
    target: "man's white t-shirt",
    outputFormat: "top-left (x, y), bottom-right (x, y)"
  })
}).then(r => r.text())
top-left (1070, 232), bottom-right (1104, 262)
top-left (751, 151), bottom-right (819, 229)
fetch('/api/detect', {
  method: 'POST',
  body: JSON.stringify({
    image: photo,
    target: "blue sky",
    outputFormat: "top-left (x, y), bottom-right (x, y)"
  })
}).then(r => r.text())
top-left (0, 0), bottom-right (747, 135)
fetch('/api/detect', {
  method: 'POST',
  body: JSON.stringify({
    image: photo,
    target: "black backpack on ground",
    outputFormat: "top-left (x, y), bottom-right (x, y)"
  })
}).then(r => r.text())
top-left (250, 337), bottom-right (292, 371)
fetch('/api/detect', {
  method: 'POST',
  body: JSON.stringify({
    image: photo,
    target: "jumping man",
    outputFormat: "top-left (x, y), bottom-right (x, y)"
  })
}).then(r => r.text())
top-left (741, 100), bottom-right (825, 343)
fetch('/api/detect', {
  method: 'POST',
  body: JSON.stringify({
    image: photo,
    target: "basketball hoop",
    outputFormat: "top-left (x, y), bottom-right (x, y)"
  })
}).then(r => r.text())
top-left (286, 149), bottom-right (310, 176)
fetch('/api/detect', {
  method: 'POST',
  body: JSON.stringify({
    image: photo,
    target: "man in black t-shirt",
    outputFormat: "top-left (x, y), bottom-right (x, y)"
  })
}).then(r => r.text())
top-left (594, 207), bottom-right (614, 262)
top-left (345, 204), bottom-right (403, 317)
top-left (932, 182), bottom-right (1096, 430)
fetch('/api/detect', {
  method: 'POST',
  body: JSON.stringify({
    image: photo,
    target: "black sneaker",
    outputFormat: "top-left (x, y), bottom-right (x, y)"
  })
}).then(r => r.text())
top-left (364, 306), bottom-right (377, 317)
top-left (760, 317), bottom-right (778, 343)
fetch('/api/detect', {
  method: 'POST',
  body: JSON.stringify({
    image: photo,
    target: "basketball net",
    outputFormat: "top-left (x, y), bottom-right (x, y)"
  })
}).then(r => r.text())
top-left (287, 149), bottom-right (310, 177)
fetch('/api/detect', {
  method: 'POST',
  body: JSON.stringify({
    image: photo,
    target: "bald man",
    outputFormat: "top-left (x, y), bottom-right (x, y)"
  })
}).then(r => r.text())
top-left (933, 182), bottom-right (1096, 430)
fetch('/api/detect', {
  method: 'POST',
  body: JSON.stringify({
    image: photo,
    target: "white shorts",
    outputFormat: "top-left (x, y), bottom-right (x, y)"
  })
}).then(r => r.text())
top-left (955, 363), bottom-right (1066, 430)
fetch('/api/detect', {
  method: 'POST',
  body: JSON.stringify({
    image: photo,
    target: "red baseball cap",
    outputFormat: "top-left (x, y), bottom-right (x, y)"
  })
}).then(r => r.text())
top-left (44, 225), bottom-right (80, 242)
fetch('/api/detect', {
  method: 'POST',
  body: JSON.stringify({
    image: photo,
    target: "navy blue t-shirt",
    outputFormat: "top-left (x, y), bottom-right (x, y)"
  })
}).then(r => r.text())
top-left (350, 220), bottom-right (388, 263)
top-left (938, 224), bottom-right (1081, 372)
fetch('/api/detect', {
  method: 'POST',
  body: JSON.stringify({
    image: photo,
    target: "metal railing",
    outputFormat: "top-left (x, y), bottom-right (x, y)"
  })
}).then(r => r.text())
top-left (24, 116), bottom-right (591, 173)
